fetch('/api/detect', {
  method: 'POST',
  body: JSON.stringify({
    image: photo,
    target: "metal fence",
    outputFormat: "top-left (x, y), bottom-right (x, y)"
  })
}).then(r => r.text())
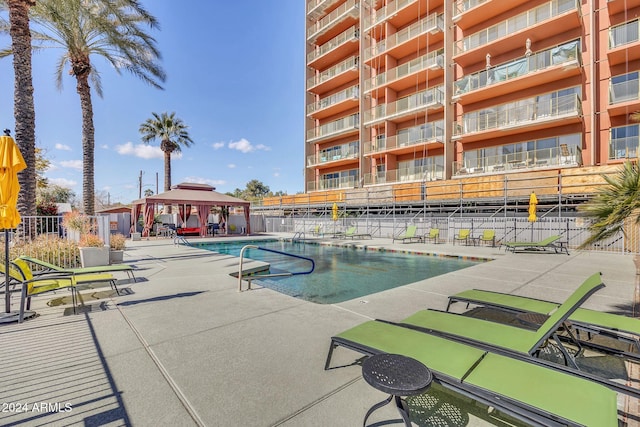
top-left (264, 216), bottom-right (634, 254)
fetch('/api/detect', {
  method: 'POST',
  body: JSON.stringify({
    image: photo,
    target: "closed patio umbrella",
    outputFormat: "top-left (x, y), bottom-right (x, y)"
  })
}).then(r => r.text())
top-left (528, 191), bottom-right (538, 240)
top-left (0, 130), bottom-right (27, 321)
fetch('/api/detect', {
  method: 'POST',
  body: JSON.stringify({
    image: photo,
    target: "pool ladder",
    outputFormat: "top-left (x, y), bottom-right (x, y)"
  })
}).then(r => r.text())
top-left (238, 245), bottom-right (315, 292)
top-left (291, 231), bottom-right (305, 242)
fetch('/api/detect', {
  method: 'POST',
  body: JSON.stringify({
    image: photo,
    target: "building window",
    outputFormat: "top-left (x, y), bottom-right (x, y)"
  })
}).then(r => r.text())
top-left (610, 124), bottom-right (640, 160)
top-left (610, 72), bottom-right (639, 104)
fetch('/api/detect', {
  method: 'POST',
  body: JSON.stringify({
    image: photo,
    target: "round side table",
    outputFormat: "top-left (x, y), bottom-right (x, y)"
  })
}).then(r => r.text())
top-left (361, 353), bottom-right (433, 427)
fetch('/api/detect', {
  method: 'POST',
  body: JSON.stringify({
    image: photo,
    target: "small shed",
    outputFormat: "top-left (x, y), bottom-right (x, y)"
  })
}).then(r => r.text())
top-left (130, 183), bottom-right (251, 237)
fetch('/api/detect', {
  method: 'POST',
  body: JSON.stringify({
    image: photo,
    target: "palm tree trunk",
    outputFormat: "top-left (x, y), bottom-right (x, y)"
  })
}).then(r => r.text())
top-left (76, 71), bottom-right (96, 215)
top-left (7, 0), bottom-right (37, 229)
top-left (163, 150), bottom-right (172, 214)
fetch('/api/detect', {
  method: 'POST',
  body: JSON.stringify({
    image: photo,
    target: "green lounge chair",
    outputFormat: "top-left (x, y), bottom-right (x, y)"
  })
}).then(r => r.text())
top-left (392, 225), bottom-right (420, 243)
top-left (503, 235), bottom-right (568, 254)
top-left (423, 228), bottom-right (439, 243)
top-left (447, 288), bottom-right (640, 357)
top-left (309, 225), bottom-right (323, 236)
top-left (12, 258), bottom-right (120, 322)
top-left (343, 228), bottom-right (371, 239)
top-left (19, 255), bottom-right (136, 282)
top-left (452, 229), bottom-right (470, 245)
top-left (325, 320), bottom-right (618, 427)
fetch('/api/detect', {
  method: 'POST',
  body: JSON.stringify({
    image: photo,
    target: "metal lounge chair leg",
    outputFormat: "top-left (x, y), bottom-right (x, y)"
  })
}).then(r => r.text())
top-left (325, 340), bottom-right (337, 370)
top-left (362, 395), bottom-right (393, 427)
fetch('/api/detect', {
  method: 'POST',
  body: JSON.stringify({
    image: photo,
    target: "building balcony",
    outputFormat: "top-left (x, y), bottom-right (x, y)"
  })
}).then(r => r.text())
top-left (452, 144), bottom-right (581, 177)
top-left (307, 56), bottom-right (359, 94)
top-left (307, 113), bottom-right (360, 143)
top-left (307, 85), bottom-right (359, 119)
top-left (608, 72), bottom-right (640, 117)
top-left (453, 93), bottom-right (582, 143)
top-left (453, 40), bottom-right (581, 105)
top-left (364, 85), bottom-right (444, 126)
top-left (307, 0), bottom-right (359, 44)
top-left (307, 25), bottom-right (359, 70)
top-left (307, 176), bottom-right (358, 192)
top-left (364, 49), bottom-right (444, 93)
top-left (364, 13), bottom-right (444, 64)
top-left (453, 0), bottom-right (581, 68)
top-left (307, 0), bottom-right (342, 19)
top-left (364, 165), bottom-right (444, 185)
top-left (363, 121), bottom-right (444, 155)
top-left (307, 143), bottom-right (360, 167)
top-left (607, 0), bottom-right (640, 16)
top-left (363, 0), bottom-right (433, 32)
top-left (452, 0), bottom-right (529, 30)
top-left (608, 20), bottom-right (640, 66)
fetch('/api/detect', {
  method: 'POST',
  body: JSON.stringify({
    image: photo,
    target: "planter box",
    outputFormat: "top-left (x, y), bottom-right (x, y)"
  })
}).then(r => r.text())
top-left (79, 246), bottom-right (110, 267)
top-left (110, 250), bottom-right (124, 264)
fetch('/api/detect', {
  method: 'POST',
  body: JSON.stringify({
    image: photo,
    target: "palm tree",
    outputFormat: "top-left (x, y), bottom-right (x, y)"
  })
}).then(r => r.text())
top-left (26, 0), bottom-right (165, 214)
top-left (0, 0), bottom-right (37, 223)
top-left (139, 112), bottom-right (194, 192)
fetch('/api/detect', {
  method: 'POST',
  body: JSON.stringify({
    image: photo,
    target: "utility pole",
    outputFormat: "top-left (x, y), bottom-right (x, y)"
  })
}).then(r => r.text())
top-left (138, 170), bottom-right (143, 199)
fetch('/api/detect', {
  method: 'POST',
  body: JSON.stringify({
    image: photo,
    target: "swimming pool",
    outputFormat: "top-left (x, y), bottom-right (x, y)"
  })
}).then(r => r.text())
top-left (194, 240), bottom-right (481, 304)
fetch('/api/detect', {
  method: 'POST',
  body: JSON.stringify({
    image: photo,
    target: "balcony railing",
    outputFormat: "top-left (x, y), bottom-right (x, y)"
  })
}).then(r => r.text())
top-left (307, 0), bottom-right (359, 40)
top-left (453, 0), bottom-right (490, 19)
top-left (454, 0), bottom-right (579, 56)
top-left (609, 74), bottom-right (639, 104)
top-left (307, 25), bottom-right (359, 64)
top-left (452, 145), bottom-right (581, 176)
top-left (609, 19), bottom-right (640, 48)
top-left (307, 85), bottom-right (359, 115)
top-left (363, 0), bottom-right (419, 30)
top-left (453, 93), bottom-right (582, 136)
top-left (307, 175), bottom-right (357, 191)
top-left (364, 13), bottom-right (443, 60)
top-left (307, 142), bottom-right (360, 167)
top-left (307, 113), bottom-right (360, 141)
top-left (307, 0), bottom-right (341, 16)
top-left (454, 40), bottom-right (580, 95)
top-left (307, 56), bottom-right (358, 89)
top-left (364, 121), bottom-right (444, 154)
top-left (364, 86), bottom-right (444, 125)
top-left (365, 50), bottom-right (444, 92)
top-left (364, 164), bottom-right (445, 185)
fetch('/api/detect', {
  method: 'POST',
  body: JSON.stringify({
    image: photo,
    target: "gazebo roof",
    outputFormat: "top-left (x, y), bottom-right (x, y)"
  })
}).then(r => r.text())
top-left (131, 183), bottom-right (250, 207)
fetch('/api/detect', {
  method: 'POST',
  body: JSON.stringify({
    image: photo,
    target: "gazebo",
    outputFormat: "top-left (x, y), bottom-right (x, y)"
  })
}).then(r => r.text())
top-left (131, 183), bottom-right (251, 237)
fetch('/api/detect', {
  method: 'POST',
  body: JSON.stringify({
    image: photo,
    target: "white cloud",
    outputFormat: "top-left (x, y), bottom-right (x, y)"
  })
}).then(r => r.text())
top-left (182, 176), bottom-right (226, 187)
top-left (100, 144), bottom-right (109, 149)
top-left (49, 177), bottom-right (77, 188)
top-left (60, 160), bottom-right (83, 170)
top-left (273, 172), bottom-right (280, 177)
top-left (228, 164), bottom-right (236, 169)
top-left (228, 138), bottom-right (270, 153)
top-left (212, 142), bottom-right (225, 150)
top-left (115, 141), bottom-right (176, 159)
top-left (55, 143), bottom-right (72, 151)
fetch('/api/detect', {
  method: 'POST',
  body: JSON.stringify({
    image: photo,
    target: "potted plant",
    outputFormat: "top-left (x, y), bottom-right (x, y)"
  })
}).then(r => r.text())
top-left (78, 233), bottom-right (110, 267)
top-left (109, 233), bottom-right (126, 264)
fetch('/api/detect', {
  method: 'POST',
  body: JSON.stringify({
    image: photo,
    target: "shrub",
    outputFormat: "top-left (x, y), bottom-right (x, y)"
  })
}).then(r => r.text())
top-left (3, 235), bottom-right (81, 268)
top-left (79, 234), bottom-right (105, 248)
top-left (62, 211), bottom-right (91, 233)
top-left (110, 233), bottom-right (126, 250)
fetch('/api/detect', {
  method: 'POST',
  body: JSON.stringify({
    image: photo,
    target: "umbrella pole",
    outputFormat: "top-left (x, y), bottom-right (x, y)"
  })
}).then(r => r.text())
top-left (4, 229), bottom-right (9, 313)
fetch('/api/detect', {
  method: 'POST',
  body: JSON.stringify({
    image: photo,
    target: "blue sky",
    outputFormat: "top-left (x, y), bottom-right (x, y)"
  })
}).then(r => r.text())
top-left (0, 1), bottom-right (305, 204)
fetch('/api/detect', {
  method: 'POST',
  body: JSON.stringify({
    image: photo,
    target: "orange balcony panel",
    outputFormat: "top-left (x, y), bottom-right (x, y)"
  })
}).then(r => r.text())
top-left (379, 140), bottom-right (444, 156)
top-left (453, 0), bottom-right (529, 30)
top-left (608, 98), bottom-right (640, 117)
top-left (608, 0), bottom-right (640, 15)
top-left (453, 12), bottom-right (581, 68)
top-left (312, 156), bottom-right (360, 170)
top-left (377, 68), bottom-right (443, 93)
top-left (384, 33), bottom-right (444, 62)
top-left (309, 127), bottom-right (359, 145)
top-left (386, 0), bottom-right (439, 30)
top-left (312, 15), bottom-right (359, 46)
top-left (308, 68), bottom-right (359, 95)
top-left (608, 41), bottom-right (640, 66)
top-left (455, 60), bottom-right (582, 106)
top-left (308, 98), bottom-right (359, 120)
top-left (308, 39), bottom-right (359, 69)
top-left (456, 115), bottom-right (582, 144)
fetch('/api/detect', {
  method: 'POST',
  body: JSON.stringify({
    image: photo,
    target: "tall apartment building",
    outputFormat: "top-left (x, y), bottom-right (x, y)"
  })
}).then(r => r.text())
top-left (304, 0), bottom-right (640, 194)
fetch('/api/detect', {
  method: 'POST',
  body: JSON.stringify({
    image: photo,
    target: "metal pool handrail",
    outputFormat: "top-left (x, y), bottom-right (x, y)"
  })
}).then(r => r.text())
top-left (238, 245), bottom-right (316, 292)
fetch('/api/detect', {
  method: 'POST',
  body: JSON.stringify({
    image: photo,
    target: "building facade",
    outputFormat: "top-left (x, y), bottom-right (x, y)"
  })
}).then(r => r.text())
top-left (304, 0), bottom-right (640, 194)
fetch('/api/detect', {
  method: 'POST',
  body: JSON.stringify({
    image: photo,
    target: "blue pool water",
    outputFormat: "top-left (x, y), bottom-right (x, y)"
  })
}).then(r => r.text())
top-left (194, 240), bottom-right (481, 304)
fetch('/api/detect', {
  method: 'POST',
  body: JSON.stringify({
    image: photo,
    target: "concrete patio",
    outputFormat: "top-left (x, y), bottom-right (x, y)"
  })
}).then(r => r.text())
top-left (1, 234), bottom-right (638, 426)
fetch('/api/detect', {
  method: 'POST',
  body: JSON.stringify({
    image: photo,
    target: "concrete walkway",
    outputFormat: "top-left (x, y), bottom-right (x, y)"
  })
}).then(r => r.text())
top-left (0, 234), bottom-right (638, 426)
